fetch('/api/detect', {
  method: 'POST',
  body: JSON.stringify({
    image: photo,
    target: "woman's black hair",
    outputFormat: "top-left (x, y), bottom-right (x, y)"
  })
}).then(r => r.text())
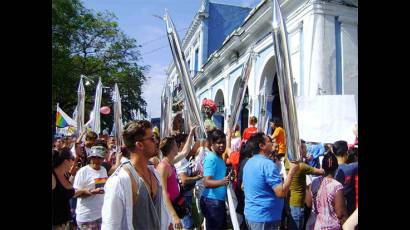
top-left (239, 140), bottom-right (256, 163)
top-left (322, 153), bottom-right (339, 176)
top-left (52, 147), bottom-right (73, 168)
top-left (269, 117), bottom-right (282, 126)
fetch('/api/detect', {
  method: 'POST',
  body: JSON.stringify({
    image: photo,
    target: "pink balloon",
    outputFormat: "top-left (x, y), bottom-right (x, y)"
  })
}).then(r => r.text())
top-left (100, 106), bottom-right (111, 115)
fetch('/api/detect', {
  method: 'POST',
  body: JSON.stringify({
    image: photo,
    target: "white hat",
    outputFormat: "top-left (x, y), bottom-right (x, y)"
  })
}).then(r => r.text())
top-left (88, 146), bottom-right (106, 158)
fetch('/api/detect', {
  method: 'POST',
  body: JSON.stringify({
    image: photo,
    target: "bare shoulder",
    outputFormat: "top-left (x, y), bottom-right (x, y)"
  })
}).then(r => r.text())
top-left (156, 162), bottom-right (166, 173)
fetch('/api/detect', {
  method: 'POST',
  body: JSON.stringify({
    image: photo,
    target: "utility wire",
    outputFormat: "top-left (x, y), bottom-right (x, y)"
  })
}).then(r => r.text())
top-left (139, 26), bottom-right (189, 56)
top-left (139, 27), bottom-right (190, 46)
top-left (141, 45), bottom-right (170, 56)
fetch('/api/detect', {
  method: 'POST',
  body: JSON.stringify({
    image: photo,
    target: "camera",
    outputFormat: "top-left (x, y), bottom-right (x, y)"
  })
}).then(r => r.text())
top-left (226, 166), bottom-right (235, 182)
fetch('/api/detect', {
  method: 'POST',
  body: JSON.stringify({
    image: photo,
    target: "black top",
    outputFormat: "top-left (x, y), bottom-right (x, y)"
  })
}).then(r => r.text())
top-left (52, 170), bottom-right (75, 225)
top-left (236, 157), bottom-right (250, 214)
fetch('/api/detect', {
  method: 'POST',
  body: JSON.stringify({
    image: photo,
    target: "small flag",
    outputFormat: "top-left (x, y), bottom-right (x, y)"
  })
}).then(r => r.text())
top-left (95, 177), bottom-right (107, 189)
top-left (56, 111), bottom-right (69, 128)
top-left (56, 103), bottom-right (77, 128)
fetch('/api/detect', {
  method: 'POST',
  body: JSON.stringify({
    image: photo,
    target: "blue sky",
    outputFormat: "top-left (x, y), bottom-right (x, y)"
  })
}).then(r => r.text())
top-left (82, 0), bottom-right (260, 118)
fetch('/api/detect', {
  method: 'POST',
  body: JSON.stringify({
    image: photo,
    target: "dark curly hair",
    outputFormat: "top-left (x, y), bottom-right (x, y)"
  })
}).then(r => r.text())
top-left (333, 140), bottom-right (348, 157)
top-left (208, 129), bottom-right (226, 145)
top-left (247, 132), bottom-right (266, 154)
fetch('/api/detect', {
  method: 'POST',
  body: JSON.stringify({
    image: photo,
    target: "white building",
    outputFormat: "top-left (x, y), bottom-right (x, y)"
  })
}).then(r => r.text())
top-left (166, 0), bottom-right (358, 134)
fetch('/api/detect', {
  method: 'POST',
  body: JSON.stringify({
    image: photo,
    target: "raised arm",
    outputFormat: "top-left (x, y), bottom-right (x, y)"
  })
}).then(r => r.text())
top-left (225, 128), bottom-right (233, 157)
top-left (173, 126), bottom-right (197, 164)
top-left (76, 129), bottom-right (87, 144)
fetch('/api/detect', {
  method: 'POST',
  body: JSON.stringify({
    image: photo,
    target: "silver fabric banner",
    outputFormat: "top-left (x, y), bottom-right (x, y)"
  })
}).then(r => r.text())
top-left (183, 100), bottom-right (193, 134)
top-left (163, 11), bottom-right (206, 138)
top-left (76, 77), bottom-right (85, 135)
top-left (271, 0), bottom-right (301, 161)
top-left (257, 78), bottom-right (268, 133)
top-left (228, 51), bottom-right (255, 131)
top-left (91, 78), bottom-right (103, 134)
top-left (160, 77), bottom-right (173, 138)
top-left (160, 85), bottom-right (167, 138)
top-left (166, 83), bottom-right (173, 136)
top-left (113, 83), bottom-right (124, 151)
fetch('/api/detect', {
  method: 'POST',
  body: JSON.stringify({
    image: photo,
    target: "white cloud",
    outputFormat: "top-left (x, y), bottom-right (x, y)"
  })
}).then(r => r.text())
top-left (142, 63), bottom-right (168, 118)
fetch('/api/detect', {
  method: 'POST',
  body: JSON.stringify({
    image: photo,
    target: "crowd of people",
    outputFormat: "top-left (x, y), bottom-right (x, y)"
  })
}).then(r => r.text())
top-left (52, 115), bottom-right (358, 230)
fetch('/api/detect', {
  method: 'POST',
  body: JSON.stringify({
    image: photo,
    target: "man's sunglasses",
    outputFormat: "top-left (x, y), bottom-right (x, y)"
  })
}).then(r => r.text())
top-left (139, 136), bottom-right (156, 143)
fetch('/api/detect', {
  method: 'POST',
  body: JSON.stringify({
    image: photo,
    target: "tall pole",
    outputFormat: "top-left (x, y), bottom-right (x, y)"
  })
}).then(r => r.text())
top-left (271, 0), bottom-right (301, 161)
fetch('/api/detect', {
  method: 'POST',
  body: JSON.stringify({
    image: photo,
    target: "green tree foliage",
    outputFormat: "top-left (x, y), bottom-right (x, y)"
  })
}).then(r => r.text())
top-left (52, 0), bottom-right (149, 133)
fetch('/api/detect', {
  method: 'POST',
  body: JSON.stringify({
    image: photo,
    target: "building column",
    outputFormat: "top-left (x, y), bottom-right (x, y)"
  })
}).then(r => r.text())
top-left (304, 12), bottom-right (337, 96)
top-left (339, 16), bottom-right (358, 110)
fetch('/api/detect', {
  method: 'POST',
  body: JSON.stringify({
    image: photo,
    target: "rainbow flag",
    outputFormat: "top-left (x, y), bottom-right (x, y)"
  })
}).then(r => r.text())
top-left (56, 111), bottom-right (68, 128)
top-left (95, 177), bottom-right (107, 189)
top-left (56, 104), bottom-right (76, 129)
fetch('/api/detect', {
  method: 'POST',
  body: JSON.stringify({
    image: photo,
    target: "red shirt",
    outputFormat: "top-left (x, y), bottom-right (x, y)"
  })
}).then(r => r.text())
top-left (226, 151), bottom-right (240, 190)
top-left (355, 175), bottom-right (358, 208)
top-left (242, 126), bottom-right (257, 142)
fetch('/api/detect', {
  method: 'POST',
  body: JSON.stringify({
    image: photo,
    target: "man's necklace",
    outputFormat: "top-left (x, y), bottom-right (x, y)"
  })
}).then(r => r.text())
top-left (135, 167), bottom-right (154, 198)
